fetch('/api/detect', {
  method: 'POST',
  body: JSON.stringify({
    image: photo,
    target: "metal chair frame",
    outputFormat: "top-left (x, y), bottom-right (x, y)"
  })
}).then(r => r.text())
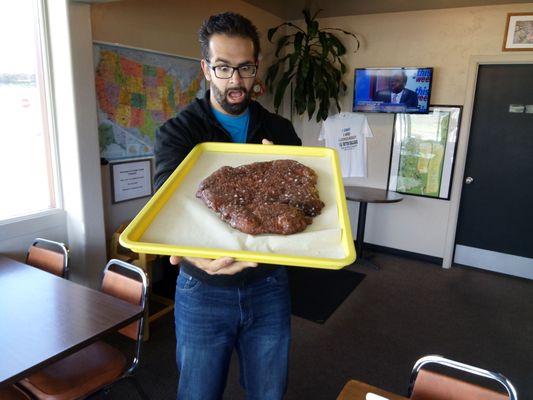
top-left (408, 355), bottom-right (518, 400)
top-left (100, 259), bottom-right (149, 376)
top-left (26, 238), bottom-right (70, 279)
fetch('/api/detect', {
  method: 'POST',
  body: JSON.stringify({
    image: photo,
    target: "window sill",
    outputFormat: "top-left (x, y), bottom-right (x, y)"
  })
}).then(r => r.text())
top-left (0, 209), bottom-right (66, 240)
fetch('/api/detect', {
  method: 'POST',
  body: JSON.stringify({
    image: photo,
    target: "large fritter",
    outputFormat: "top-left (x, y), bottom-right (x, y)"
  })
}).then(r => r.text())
top-left (196, 160), bottom-right (325, 235)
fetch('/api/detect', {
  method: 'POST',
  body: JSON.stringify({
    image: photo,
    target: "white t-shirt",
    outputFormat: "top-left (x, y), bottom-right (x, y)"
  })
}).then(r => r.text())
top-left (319, 112), bottom-right (373, 178)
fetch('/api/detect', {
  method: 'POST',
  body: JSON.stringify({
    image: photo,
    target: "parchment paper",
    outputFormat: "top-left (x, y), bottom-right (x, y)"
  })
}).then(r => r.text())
top-left (141, 151), bottom-right (346, 259)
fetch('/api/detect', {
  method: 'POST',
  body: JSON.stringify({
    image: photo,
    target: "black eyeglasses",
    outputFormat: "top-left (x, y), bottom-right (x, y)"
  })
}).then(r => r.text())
top-left (206, 62), bottom-right (257, 79)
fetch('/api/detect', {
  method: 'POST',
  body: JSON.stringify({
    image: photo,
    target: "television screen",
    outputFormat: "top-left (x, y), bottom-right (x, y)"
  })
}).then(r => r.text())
top-left (353, 67), bottom-right (433, 113)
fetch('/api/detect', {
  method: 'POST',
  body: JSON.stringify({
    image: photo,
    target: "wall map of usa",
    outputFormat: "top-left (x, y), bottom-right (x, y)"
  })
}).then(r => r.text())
top-left (94, 43), bottom-right (205, 160)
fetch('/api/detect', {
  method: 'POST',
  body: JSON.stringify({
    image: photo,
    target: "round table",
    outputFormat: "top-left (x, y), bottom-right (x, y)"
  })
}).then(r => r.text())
top-left (344, 186), bottom-right (403, 266)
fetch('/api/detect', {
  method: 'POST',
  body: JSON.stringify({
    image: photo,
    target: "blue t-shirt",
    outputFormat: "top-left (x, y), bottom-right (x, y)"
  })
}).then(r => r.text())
top-left (212, 107), bottom-right (250, 144)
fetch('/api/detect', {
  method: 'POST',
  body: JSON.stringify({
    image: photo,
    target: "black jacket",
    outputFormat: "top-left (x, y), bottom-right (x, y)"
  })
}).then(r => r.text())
top-left (154, 91), bottom-right (302, 286)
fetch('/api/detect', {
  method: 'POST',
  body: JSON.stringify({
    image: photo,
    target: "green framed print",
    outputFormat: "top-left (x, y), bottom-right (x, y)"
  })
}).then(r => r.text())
top-left (387, 106), bottom-right (462, 200)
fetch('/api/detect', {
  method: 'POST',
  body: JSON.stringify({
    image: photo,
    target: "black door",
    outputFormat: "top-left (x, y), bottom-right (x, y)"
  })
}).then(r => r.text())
top-left (455, 64), bottom-right (533, 276)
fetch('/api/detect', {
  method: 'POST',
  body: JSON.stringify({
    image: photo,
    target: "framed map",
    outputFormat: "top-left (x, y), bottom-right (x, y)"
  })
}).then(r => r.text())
top-left (94, 42), bottom-right (206, 160)
top-left (387, 106), bottom-right (462, 200)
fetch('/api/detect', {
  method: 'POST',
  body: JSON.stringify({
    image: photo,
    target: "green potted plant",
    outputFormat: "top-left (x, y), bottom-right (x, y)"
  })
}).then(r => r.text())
top-left (265, 9), bottom-right (359, 122)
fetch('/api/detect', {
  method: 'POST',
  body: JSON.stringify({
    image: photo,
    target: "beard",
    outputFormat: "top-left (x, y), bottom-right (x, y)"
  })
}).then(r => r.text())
top-left (211, 83), bottom-right (252, 115)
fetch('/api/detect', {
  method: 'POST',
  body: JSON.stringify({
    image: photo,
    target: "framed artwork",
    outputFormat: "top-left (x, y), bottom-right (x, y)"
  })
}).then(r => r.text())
top-left (387, 106), bottom-right (462, 200)
top-left (502, 12), bottom-right (533, 51)
top-left (94, 42), bottom-right (207, 161)
top-left (110, 159), bottom-right (153, 203)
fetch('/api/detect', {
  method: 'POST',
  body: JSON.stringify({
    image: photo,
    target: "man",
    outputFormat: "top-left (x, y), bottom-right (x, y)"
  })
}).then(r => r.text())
top-left (374, 71), bottom-right (418, 108)
top-left (154, 12), bottom-right (301, 400)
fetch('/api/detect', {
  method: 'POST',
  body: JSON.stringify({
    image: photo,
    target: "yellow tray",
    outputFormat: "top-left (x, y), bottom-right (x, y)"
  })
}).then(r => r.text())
top-left (120, 142), bottom-right (356, 269)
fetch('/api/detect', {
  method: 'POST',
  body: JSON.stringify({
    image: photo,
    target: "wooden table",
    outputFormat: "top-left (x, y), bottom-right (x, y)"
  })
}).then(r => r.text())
top-left (0, 256), bottom-right (143, 387)
top-left (337, 379), bottom-right (409, 400)
top-left (345, 186), bottom-right (403, 267)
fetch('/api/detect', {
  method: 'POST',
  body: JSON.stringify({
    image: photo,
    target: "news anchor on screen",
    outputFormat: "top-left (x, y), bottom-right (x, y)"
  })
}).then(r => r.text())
top-left (353, 67), bottom-right (432, 114)
top-left (373, 71), bottom-right (418, 108)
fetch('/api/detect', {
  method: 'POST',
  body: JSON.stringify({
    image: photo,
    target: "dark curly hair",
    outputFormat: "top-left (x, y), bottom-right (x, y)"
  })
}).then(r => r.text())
top-left (199, 12), bottom-right (260, 61)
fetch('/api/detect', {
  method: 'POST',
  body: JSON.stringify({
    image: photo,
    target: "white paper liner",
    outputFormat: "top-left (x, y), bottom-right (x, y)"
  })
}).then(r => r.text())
top-left (141, 151), bottom-right (346, 259)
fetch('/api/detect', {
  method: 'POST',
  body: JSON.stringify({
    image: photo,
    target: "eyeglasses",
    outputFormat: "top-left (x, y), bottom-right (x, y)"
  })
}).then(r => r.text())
top-left (206, 62), bottom-right (257, 79)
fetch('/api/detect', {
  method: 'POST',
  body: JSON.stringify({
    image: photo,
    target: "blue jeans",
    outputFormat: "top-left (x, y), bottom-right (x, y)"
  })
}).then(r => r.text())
top-left (174, 267), bottom-right (291, 400)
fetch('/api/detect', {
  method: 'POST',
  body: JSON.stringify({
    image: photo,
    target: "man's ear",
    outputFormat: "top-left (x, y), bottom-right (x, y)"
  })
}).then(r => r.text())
top-left (200, 59), bottom-right (212, 82)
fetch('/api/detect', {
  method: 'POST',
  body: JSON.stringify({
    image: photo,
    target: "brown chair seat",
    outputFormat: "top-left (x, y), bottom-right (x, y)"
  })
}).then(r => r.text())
top-left (0, 386), bottom-right (32, 399)
top-left (26, 238), bottom-right (69, 278)
top-left (20, 341), bottom-right (127, 400)
top-left (411, 369), bottom-right (509, 400)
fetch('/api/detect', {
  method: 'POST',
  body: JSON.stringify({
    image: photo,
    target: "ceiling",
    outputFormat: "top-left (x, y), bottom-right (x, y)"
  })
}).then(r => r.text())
top-left (241, 0), bottom-right (533, 20)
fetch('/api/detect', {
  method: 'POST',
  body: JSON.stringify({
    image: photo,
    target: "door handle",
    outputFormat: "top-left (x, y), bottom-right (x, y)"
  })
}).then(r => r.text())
top-left (465, 177), bottom-right (474, 184)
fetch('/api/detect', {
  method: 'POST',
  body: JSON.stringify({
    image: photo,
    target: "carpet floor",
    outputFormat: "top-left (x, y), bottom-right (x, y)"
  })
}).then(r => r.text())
top-left (90, 252), bottom-right (533, 399)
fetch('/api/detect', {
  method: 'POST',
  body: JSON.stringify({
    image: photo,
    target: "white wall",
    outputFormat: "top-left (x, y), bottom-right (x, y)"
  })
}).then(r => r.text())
top-left (293, 3), bottom-right (533, 259)
top-left (46, 0), bottom-right (107, 286)
top-left (89, 2), bottom-right (533, 262)
top-left (0, 211), bottom-right (67, 262)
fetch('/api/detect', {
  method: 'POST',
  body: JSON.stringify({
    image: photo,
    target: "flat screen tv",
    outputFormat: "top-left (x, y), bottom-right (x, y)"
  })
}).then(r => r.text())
top-left (353, 67), bottom-right (433, 113)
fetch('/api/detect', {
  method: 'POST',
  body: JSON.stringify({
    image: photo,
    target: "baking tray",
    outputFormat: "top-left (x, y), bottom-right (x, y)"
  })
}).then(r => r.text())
top-left (120, 142), bottom-right (355, 269)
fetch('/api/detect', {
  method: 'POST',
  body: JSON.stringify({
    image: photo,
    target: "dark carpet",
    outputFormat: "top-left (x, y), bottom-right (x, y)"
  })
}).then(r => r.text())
top-left (287, 266), bottom-right (365, 323)
top-left (90, 253), bottom-right (533, 400)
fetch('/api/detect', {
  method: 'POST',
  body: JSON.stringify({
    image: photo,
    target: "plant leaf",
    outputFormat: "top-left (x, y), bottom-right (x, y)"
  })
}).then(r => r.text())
top-left (267, 26), bottom-right (279, 42)
top-left (265, 63), bottom-right (279, 90)
top-left (274, 71), bottom-right (294, 113)
top-left (306, 62), bottom-right (316, 120)
top-left (323, 28), bottom-right (360, 51)
top-left (293, 32), bottom-right (304, 54)
top-left (300, 53), bottom-right (310, 82)
top-left (327, 33), bottom-right (346, 56)
top-left (311, 8), bottom-right (324, 21)
top-left (340, 61), bottom-right (347, 74)
top-left (308, 20), bottom-right (319, 38)
top-left (302, 9), bottom-right (311, 25)
top-left (318, 32), bottom-right (329, 61)
top-left (275, 35), bottom-right (290, 57)
top-left (268, 22), bottom-right (305, 42)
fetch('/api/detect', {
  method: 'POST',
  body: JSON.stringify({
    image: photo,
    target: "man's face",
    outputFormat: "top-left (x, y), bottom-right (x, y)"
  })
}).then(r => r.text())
top-left (201, 34), bottom-right (257, 115)
top-left (390, 73), bottom-right (406, 94)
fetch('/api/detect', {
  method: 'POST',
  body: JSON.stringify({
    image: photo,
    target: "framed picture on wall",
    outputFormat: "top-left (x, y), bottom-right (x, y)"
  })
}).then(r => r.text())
top-left (110, 158), bottom-right (153, 203)
top-left (387, 106), bottom-right (462, 200)
top-left (502, 12), bottom-right (533, 51)
top-left (94, 42), bottom-right (207, 161)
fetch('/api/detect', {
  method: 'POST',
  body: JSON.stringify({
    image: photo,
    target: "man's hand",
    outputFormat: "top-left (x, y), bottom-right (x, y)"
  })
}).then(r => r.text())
top-left (169, 256), bottom-right (257, 275)
top-left (262, 138), bottom-right (273, 145)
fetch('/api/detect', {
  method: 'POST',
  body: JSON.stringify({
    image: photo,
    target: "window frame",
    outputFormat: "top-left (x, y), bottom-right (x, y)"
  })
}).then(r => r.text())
top-left (1, 0), bottom-right (63, 224)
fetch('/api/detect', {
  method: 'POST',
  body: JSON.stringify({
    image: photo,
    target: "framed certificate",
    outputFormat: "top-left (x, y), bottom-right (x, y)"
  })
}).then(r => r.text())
top-left (110, 159), bottom-right (153, 203)
top-left (387, 106), bottom-right (462, 200)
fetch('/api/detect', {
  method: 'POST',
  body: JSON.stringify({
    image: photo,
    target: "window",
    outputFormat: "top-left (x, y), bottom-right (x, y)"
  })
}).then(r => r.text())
top-left (0, 0), bottom-right (60, 221)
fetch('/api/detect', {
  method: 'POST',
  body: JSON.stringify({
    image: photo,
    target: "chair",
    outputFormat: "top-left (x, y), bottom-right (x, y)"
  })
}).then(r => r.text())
top-left (408, 355), bottom-right (518, 400)
top-left (26, 238), bottom-right (69, 278)
top-left (110, 221), bottom-right (174, 341)
top-left (19, 259), bottom-right (149, 400)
